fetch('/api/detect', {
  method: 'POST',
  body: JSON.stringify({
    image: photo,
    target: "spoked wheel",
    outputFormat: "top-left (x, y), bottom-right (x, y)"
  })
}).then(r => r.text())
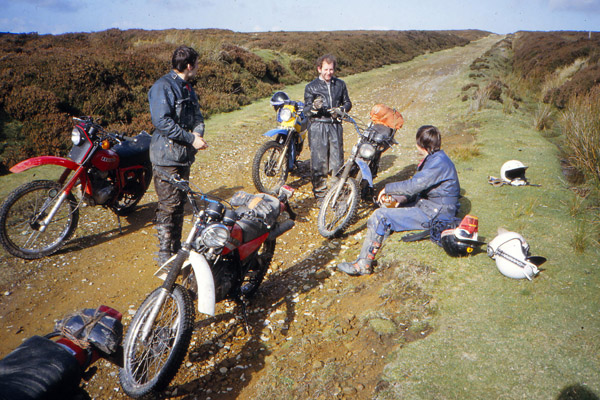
top-left (112, 168), bottom-right (153, 216)
top-left (252, 141), bottom-right (288, 195)
top-left (240, 240), bottom-right (275, 298)
top-left (0, 180), bottom-right (79, 259)
top-left (119, 285), bottom-right (195, 398)
top-left (317, 178), bottom-right (359, 238)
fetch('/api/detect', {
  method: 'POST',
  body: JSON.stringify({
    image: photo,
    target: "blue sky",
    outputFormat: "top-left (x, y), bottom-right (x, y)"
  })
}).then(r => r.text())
top-left (0, 0), bottom-right (598, 35)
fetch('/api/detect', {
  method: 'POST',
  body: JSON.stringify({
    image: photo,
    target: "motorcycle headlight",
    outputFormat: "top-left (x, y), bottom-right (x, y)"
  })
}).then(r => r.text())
top-left (358, 143), bottom-right (376, 159)
top-left (200, 224), bottom-right (230, 248)
top-left (71, 128), bottom-right (83, 145)
top-left (277, 108), bottom-right (294, 123)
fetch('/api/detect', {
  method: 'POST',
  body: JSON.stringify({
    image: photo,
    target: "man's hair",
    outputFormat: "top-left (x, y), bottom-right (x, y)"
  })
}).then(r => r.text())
top-left (416, 125), bottom-right (441, 154)
top-left (172, 45), bottom-right (199, 72)
top-left (316, 54), bottom-right (337, 70)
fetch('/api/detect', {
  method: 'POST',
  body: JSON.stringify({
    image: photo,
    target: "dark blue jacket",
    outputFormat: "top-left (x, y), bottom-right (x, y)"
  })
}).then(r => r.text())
top-left (385, 150), bottom-right (460, 219)
top-left (148, 71), bottom-right (205, 167)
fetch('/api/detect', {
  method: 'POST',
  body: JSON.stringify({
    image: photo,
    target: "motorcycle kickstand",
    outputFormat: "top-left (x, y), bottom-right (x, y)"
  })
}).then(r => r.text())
top-left (235, 295), bottom-right (251, 334)
top-left (115, 213), bottom-right (123, 234)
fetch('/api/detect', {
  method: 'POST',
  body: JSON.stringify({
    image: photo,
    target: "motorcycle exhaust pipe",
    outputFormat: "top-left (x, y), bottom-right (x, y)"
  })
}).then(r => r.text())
top-left (268, 219), bottom-right (295, 240)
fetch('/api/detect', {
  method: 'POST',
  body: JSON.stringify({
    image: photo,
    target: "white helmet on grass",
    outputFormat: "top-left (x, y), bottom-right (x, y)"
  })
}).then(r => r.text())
top-left (487, 229), bottom-right (546, 280)
top-left (500, 160), bottom-right (528, 186)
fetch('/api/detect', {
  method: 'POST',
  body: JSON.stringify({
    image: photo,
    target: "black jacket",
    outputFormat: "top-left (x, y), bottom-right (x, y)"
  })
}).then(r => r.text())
top-left (148, 71), bottom-right (205, 167)
top-left (304, 77), bottom-right (352, 121)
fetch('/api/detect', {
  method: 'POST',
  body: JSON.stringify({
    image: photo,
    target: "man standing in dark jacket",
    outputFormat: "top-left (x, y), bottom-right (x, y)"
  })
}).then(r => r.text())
top-left (148, 45), bottom-right (208, 266)
top-left (304, 54), bottom-right (352, 201)
top-left (337, 125), bottom-right (461, 276)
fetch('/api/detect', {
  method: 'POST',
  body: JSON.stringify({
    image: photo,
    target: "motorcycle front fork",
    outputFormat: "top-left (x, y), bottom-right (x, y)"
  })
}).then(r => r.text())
top-left (139, 223), bottom-right (200, 343)
top-left (275, 134), bottom-right (294, 172)
top-left (35, 191), bottom-right (69, 233)
top-left (330, 159), bottom-right (355, 205)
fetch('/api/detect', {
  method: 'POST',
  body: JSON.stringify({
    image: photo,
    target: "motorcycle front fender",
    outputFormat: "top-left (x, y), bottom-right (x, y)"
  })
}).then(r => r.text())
top-left (263, 128), bottom-right (288, 138)
top-left (188, 251), bottom-right (216, 316)
top-left (355, 158), bottom-right (374, 187)
top-left (154, 251), bottom-right (215, 316)
top-left (10, 156), bottom-right (80, 174)
top-left (10, 156), bottom-right (90, 194)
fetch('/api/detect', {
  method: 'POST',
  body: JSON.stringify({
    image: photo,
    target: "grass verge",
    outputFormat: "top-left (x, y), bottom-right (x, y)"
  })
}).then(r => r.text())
top-left (374, 39), bottom-right (600, 400)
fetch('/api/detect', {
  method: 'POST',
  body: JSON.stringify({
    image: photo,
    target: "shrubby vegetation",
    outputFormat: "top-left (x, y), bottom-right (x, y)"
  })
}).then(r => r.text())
top-left (460, 32), bottom-right (600, 194)
top-left (511, 31), bottom-right (600, 192)
top-left (512, 31), bottom-right (600, 108)
top-left (0, 28), bottom-right (483, 173)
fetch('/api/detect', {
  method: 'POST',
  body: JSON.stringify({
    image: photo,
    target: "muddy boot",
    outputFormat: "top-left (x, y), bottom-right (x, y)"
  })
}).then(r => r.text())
top-left (171, 212), bottom-right (185, 254)
top-left (155, 224), bottom-right (174, 267)
top-left (337, 231), bottom-right (385, 276)
top-left (337, 258), bottom-right (373, 276)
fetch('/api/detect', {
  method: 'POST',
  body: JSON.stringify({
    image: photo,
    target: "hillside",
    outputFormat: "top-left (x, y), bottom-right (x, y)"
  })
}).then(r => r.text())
top-left (0, 28), bottom-right (487, 173)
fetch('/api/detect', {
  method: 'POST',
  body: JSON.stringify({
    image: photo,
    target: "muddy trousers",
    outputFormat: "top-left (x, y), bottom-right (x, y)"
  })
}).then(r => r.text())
top-left (309, 121), bottom-right (344, 199)
top-left (153, 165), bottom-right (190, 265)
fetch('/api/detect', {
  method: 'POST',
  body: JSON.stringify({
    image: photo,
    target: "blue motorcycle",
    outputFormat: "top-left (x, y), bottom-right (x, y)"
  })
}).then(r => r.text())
top-left (252, 92), bottom-right (308, 195)
top-left (317, 109), bottom-right (400, 238)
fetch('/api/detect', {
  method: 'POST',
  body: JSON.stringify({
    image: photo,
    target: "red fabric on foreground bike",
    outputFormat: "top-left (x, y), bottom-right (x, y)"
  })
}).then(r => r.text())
top-left (0, 116), bottom-right (152, 259)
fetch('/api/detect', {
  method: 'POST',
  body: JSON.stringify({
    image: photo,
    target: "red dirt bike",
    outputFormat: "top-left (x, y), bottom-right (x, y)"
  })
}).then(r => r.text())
top-left (119, 174), bottom-right (295, 398)
top-left (0, 305), bottom-right (123, 400)
top-left (0, 116), bottom-right (152, 259)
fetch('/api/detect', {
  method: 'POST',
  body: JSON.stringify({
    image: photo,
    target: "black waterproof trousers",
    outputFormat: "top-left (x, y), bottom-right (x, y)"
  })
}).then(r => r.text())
top-left (153, 165), bottom-right (190, 262)
top-left (309, 120), bottom-right (344, 199)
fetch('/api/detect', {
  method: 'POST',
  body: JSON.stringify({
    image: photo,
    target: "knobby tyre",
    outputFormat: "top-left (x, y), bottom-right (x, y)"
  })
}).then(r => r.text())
top-left (252, 141), bottom-right (288, 195)
top-left (0, 180), bottom-right (79, 259)
top-left (119, 285), bottom-right (195, 398)
top-left (113, 167), bottom-right (153, 216)
top-left (317, 178), bottom-right (359, 238)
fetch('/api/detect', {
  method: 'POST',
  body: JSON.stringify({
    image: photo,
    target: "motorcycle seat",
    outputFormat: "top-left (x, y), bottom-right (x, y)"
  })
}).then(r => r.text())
top-left (0, 335), bottom-right (82, 399)
top-left (232, 193), bottom-right (282, 242)
top-left (235, 217), bottom-right (270, 243)
top-left (113, 131), bottom-right (151, 167)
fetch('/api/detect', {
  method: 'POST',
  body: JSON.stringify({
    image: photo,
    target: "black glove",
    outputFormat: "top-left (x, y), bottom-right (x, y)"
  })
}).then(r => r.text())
top-left (312, 96), bottom-right (324, 111)
top-left (330, 107), bottom-right (344, 119)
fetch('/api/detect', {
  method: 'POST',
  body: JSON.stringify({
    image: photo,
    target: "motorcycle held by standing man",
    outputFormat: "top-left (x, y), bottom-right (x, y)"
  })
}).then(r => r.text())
top-left (304, 54), bottom-right (352, 202)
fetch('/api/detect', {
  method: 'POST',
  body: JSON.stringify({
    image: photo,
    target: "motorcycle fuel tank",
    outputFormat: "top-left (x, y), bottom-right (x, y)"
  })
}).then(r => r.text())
top-left (91, 149), bottom-right (120, 171)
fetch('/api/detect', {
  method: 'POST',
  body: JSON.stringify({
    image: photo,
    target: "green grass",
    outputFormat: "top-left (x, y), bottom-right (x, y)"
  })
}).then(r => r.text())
top-left (372, 41), bottom-right (600, 400)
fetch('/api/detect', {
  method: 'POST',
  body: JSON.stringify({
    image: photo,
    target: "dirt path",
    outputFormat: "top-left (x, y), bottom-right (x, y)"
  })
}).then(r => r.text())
top-left (0, 34), bottom-right (502, 399)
